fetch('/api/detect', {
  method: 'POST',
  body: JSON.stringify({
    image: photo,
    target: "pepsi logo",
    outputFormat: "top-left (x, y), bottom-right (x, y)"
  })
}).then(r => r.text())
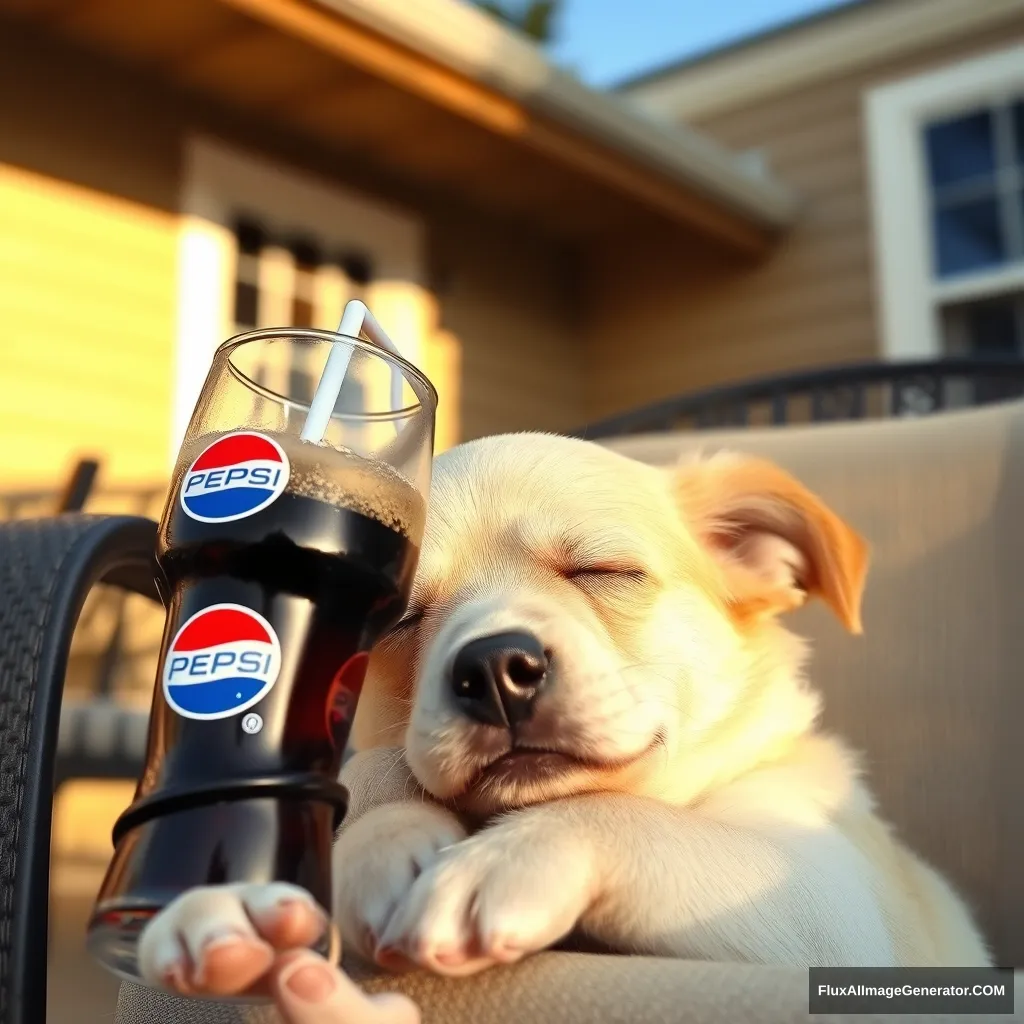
top-left (179, 431), bottom-right (289, 523)
top-left (163, 604), bottom-right (282, 721)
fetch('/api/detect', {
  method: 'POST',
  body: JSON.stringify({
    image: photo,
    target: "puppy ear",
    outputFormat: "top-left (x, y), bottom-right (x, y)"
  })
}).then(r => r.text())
top-left (670, 453), bottom-right (868, 633)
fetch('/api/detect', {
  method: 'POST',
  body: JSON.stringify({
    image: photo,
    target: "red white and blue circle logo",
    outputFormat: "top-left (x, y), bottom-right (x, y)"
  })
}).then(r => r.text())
top-left (179, 431), bottom-right (289, 523)
top-left (162, 604), bottom-right (282, 720)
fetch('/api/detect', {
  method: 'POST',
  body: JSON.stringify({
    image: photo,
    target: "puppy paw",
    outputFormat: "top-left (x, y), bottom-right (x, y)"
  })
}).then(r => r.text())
top-left (138, 882), bottom-right (329, 997)
top-left (333, 802), bottom-right (467, 967)
top-left (375, 815), bottom-right (594, 976)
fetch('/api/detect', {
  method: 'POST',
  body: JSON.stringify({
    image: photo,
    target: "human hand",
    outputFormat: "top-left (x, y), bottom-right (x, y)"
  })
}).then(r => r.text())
top-left (271, 951), bottom-right (419, 1024)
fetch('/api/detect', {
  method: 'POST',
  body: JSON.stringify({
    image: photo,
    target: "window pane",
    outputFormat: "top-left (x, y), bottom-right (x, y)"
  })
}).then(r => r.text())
top-left (932, 198), bottom-right (1006, 276)
top-left (1013, 100), bottom-right (1024, 168)
top-left (291, 238), bottom-right (321, 270)
top-left (292, 294), bottom-right (314, 327)
top-left (234, 279), bottom-right (259, 327)
top-left (235, 252), bottom-right (260, 286)
top-left (235, 218), bottom-right (266, 256)
top-left (338, 252), bottom-right (373, 286)
top-left (940, 291), bottom-right (1024, 405)
top-left (959, 295), bottom-right (1018, 354)
top-left (924, 110), bottom-right (996, 189)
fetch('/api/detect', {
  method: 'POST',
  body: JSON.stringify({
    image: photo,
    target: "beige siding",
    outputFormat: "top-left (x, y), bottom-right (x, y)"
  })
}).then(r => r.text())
top-left (0, 22), bottom-right (184, 491)
top-left (585, 18), bottom-right (1024, 422)
top-left (0, 165), bottom-right (178, 488)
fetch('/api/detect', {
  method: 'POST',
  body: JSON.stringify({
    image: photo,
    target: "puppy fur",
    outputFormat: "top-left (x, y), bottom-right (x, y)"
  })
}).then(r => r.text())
top-left (139, 432), bottom-right (990, 994)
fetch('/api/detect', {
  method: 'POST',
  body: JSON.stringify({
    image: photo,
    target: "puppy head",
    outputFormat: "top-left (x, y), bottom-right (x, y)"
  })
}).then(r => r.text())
top-left (357, 434), bottom-right (867, 816)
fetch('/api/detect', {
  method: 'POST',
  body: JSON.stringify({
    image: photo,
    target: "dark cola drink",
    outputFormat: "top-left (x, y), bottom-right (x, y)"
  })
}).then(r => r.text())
top-left (88, 429), bottom-right (425, 980)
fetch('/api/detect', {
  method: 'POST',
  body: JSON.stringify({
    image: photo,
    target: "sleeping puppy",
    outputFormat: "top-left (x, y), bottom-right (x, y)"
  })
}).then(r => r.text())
top-left (138, 432), bottom-right (990, 997)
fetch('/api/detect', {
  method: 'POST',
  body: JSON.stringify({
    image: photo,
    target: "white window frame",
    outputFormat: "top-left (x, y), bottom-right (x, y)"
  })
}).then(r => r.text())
top-left (864, 43), bottom-right (1024, 361)
top-left (171, 136), bottom-right (428, 462)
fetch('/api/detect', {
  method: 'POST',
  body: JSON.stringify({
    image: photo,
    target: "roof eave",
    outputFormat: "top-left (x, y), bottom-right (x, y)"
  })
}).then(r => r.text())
top-left (309, 0), bottom-right (799, 232)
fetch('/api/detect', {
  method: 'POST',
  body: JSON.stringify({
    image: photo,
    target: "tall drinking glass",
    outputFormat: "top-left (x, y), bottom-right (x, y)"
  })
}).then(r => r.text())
top-left (87, 314), bottom-right (436, 985)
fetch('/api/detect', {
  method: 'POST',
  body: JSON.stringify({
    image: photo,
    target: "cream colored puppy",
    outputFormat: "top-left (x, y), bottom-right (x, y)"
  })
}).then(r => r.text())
top-left (138, 433), bottom-right (990, 996)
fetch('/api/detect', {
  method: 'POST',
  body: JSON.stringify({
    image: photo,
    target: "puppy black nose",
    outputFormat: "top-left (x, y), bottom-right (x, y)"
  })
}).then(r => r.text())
top-left (450, 631), bottom-right (549, 728)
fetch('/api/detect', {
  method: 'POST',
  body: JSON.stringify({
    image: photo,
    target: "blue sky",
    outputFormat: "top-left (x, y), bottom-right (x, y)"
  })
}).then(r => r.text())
top-left (544, 0), bottom-right (855, 87)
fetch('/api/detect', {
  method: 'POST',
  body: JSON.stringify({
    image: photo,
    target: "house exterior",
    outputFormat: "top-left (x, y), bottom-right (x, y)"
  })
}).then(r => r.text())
top-left (2, 0), bottom-right (1021, 661)
top-left (615, 0), bottom-right (1024, 416)
top-left (0, 0), bottom-right (794, 498)
top-left (3, 0), bottom-right (1024, 500)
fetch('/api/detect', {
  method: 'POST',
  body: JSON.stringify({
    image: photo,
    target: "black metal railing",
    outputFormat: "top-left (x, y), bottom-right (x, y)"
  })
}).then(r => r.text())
top-left (572, 357), bottom-right (1024, 439)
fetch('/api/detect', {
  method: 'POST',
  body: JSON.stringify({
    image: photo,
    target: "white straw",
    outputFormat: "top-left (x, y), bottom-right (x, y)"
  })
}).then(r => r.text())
top-left (300, 299), bottom-right (405, 443)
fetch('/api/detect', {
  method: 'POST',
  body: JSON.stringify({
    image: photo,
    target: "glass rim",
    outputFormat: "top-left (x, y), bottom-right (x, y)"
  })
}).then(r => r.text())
top-left (216, 326), bottom-right (438, 420)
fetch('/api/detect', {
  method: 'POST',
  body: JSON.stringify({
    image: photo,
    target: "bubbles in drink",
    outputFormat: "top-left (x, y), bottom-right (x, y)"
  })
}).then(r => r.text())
top-left (173, 430), bottom-right (426, 540)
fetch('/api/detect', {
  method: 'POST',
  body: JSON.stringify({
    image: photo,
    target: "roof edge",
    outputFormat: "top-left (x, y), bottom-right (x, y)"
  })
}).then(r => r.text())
top-left (618, 0), bottom-right (1024, 122)
top-left (612, 0), bottom-right (872, 92)
top-left (310, 0), bottom-right (799, 230)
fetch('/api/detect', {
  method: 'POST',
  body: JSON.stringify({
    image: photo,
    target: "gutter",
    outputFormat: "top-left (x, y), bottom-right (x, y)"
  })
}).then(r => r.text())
top-left (309, 0), bottom-right (799, 231)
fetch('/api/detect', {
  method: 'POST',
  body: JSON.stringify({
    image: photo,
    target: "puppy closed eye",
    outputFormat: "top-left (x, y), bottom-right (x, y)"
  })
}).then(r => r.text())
top-left (564, 565), bottom-right (650, 586)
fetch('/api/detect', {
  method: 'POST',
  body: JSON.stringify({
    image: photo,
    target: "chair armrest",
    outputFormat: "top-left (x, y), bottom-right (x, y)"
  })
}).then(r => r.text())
top-left (0, 514), bottom-right (158, 1024)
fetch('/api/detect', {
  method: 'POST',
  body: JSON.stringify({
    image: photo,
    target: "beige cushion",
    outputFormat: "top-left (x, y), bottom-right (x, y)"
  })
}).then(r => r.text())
top-left (116, 400), bottom-right (1024, 1022)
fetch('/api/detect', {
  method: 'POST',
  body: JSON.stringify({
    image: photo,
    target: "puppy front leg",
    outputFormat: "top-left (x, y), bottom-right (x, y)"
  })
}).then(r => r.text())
top-left (334, 748), bottom-right (469, 968)
top-left (333, 800), bottom-right (467, 967)
top-left (380, 792), bottom-right (895, 973)
top-left (562, 794), bottom-right (895, 968)
top-left (376, 793), bottom-right (597, 976)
